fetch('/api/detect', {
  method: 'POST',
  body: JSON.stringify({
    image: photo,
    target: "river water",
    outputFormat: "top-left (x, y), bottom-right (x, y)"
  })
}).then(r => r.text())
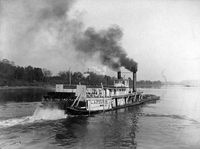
top-left (0, 86), bottom-right (200, 149)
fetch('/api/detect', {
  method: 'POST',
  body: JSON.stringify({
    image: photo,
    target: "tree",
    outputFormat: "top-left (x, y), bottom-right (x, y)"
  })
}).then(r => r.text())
top-left (34, 67), bottom-right (44, 81)
top-left (58, 71), bottom-right (68, 80)
top-left (0, 59), bottom-right (16, 80)
top-left (43, 68), bottom-right (52, 77)
top-left (72, 72), bottom-right (83, 84)
top-left (14, 67), bottom-right (25, 80)
top-left (43, 68), bottom-right (52, 83)
top-left (25, 66), bottom-right (35, 83)
top-left (2, 59), bottom-right (10, 64)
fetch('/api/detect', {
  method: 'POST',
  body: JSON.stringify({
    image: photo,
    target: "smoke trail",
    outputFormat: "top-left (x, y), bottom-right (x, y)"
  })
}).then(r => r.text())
top-left (73, 26), bottom-right (138, 72)
top-left (1, 0), bottom-right (137, 73)
top-left (0, 0), bottom-right (79, 70)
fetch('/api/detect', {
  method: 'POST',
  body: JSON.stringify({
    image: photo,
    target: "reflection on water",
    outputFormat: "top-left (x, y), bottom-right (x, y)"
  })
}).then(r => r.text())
top-left (0, 88), bottom-right (53, 103)
top-left (0, 87), bottom-right (200, 149)
top-left (0, 88), bottom-right (53, 120)
top-left (54, 106), bottom-right (142, 149)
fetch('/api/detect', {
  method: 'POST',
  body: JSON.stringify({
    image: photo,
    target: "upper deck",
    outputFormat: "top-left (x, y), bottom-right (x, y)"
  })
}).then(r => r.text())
top-left (54, 76), bottom-right (133, 98)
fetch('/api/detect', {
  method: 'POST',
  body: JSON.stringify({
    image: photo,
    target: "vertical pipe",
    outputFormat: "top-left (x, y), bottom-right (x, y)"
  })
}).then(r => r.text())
top-left (117, 71), bottom-right (121, 79)
top-left (89, 98), bottom-right (91, 114)
top-left (69, 67), bottom-right (71, 86)
top-left (106, 76), bottom-right (109, 87)
top-left (105, 75), bottom-right (108, 87)
top-left (133, 72), bottom-right (136, 92)
top-left (115, 98), bottom-right (118, 107)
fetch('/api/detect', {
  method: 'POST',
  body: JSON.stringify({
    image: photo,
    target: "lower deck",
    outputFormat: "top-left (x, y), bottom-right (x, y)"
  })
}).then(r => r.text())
top-left (65, 93), bottom-right (159, 115)
top-left (41, 87), bottom-right (160, 115)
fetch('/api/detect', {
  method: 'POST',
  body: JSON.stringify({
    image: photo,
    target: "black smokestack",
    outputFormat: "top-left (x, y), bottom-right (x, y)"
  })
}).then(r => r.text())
top-left (133, 72), bottom-right (137, 92)
top-left (73, 25), bottom-right (138, 72)
top-left (117, 71), bottom-right (121, 79)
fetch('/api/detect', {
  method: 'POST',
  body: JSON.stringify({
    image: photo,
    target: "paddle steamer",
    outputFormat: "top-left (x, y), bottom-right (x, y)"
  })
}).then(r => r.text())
top-left (41, 71), bottom-right (160, 115)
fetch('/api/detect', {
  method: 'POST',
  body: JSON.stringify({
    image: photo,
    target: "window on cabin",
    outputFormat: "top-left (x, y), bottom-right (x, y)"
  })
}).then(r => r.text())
top-left (115, 80), bottom-right (119, 84)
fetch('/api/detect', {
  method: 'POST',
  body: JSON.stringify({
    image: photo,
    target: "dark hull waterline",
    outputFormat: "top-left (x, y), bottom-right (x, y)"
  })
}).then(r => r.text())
top-left (66, 96), bottom-right (160, 115)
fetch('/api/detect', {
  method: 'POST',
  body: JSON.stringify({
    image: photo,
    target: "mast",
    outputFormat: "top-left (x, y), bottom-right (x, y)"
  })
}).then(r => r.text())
top-left (69, 67), bottom-right (71, 86)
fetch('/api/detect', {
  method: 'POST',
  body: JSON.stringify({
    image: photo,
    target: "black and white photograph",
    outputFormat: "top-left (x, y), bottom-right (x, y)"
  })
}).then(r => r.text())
top-left (0, 0), bottom-right (200, 149)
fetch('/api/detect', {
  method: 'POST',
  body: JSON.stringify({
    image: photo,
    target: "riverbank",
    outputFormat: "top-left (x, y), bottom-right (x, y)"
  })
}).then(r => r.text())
top-left (0, 85), bottom-right (55, 90)
top-left (0, 84), bottom-right (164, 90)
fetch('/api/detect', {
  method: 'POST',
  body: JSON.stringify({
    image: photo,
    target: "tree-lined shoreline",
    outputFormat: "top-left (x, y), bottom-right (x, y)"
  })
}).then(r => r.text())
top-left (0, 59), bottom-right (163, 88)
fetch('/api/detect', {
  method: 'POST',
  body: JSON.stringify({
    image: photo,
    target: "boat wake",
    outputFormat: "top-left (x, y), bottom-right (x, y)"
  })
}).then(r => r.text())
top-left (33, 106), bottom-right (67, 120)
top-left (0, 106), bottom-right (67, 128)
top-left (144, 113), bottom-right (200, 123)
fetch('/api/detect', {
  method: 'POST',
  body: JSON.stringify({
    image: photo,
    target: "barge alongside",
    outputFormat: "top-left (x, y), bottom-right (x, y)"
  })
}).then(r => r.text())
top-left (41, 71), bottom-right (160, 115)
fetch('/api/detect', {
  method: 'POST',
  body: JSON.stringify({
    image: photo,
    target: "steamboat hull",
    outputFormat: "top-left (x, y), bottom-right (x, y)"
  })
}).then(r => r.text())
top-left (66, 94), bottom-right (160, 115)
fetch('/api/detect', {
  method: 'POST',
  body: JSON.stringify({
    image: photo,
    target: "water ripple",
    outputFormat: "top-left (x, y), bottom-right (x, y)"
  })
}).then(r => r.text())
top-left (0, 107), bottom-right (67, 128)
top-left (143, 113), bottom-right (200, 123)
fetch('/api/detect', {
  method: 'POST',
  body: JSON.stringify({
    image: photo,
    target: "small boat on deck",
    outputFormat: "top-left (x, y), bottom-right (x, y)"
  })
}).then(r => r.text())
top-left (41, 71), bottom-right (160, 115)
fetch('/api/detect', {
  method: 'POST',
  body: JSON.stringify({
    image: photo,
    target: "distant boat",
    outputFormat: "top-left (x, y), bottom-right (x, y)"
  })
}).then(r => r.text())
top-left (185, 82), bottom-right (193, 87)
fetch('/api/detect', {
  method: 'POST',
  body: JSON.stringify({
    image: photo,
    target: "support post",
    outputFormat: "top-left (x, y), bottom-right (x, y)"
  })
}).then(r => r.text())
top-left (133, 72), bottom-right (137, 92)
top-left (69, 67), bottom-right (71, 86)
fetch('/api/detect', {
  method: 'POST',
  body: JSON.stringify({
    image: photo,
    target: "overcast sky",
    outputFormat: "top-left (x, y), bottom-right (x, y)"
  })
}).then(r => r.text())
top-left (1, 0), bottom-right (200, 82)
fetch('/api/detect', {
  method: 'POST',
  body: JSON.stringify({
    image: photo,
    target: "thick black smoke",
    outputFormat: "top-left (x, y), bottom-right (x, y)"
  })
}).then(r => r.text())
top-left (1, 0), bottom-right (137, 73)
top-left (73, 26), bottom-right (138, 72)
